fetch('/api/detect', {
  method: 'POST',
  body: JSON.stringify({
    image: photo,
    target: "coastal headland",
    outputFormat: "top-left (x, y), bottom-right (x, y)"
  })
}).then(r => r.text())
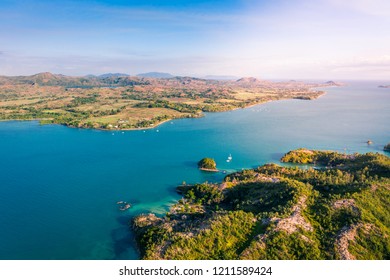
top-left (133, 149), bottom-right (390, 260)
top-left (0, 73), bottom-right (335, 130)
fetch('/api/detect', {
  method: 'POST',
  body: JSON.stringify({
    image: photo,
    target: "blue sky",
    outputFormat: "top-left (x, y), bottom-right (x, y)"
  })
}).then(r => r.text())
top-left (1, 0), bottom-right (389, 79)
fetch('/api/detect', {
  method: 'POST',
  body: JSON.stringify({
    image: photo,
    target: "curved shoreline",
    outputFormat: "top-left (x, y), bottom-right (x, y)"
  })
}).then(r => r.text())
top-left (0, 88), bottom-right (330, 131)
top-left (199, 167), bottom-right (219, 172)
top-left (133, 149), bottom-right (390, 260)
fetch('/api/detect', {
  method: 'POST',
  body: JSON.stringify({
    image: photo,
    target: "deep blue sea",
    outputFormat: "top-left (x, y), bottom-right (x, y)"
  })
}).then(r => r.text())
top-left (0, 81), bottom-right (389, 259)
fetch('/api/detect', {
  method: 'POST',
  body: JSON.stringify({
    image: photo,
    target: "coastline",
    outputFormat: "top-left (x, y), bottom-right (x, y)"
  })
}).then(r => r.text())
top-left (0, 88), bottom-right (330, 131)
top-left (0, 117), bottom-right (174, 131)
top-left (133, 149), bottom-right (390, 260)
top-left (199, 167), bottom-right (219, 172)
top-left (101, 119), bottom-right (173, 131)
top-left (3, 81), bottom-right (389, 260)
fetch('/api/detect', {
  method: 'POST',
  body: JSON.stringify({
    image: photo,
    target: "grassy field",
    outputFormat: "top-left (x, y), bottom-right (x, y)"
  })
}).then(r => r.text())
top-left (0, 73), bottom-right (330, 130)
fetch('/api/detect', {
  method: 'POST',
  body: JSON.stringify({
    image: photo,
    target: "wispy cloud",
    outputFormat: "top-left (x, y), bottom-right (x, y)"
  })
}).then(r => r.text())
top-left (0, 0), bottom-right (389, 79)
top-left (335, 55), bottom-right (390, 68)
top-left (328, 56), bottom-right (390, 77)
top-left (326, 0), bottom-right (390, 16)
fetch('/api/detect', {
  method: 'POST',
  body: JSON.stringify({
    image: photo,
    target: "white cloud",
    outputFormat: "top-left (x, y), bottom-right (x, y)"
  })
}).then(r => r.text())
top-left (326, 0), bottom-right (390, 16)
top-left (1, 0), bottom-right (389, 80)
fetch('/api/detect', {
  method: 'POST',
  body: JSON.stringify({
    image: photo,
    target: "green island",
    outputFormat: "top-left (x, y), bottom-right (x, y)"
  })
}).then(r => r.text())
top-left (0, 73), bottom-right (331, 130)
top-left (133, 149), bottom-right (390, 260)
top-left (198, 158), bottom-right (218, 172)
top-left (384, 143), bottom-right (390, 152)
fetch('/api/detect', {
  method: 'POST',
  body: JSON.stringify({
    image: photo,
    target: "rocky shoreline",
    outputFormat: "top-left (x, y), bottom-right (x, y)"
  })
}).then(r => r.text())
top-left (132, 149), bottom-right (390, 260)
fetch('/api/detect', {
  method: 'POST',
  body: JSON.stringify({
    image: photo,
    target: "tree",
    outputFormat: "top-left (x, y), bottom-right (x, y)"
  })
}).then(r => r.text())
top-left (198, 158), bottom-right (217, 170)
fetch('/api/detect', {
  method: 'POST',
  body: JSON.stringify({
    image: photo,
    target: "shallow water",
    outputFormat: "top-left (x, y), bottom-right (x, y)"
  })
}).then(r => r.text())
top-left (0, 81), bottom-right (389, 259)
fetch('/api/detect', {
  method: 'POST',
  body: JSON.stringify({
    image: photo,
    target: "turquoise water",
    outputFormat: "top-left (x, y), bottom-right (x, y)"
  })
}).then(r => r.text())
top-left (0, 81), bottom-right (389, 259)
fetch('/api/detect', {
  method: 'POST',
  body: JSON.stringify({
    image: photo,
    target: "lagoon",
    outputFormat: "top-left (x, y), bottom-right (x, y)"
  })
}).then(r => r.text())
top-left (0, 81), bottom-right (389, 259)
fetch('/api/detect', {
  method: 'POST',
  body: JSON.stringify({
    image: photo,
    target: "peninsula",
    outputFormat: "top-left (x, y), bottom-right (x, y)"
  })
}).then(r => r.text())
top-left (133, 149), bottom-right (390, 260)
top-left (0, 73), bottom-right (333, 130)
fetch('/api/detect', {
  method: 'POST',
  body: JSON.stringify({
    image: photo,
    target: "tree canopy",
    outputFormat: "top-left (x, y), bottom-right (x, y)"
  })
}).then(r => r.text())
top-left (198, 158), bottom-right (217, 170)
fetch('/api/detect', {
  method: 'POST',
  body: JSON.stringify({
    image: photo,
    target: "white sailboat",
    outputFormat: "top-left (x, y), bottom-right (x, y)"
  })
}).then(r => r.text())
top-left (226, 154), bottom-right (232, 162)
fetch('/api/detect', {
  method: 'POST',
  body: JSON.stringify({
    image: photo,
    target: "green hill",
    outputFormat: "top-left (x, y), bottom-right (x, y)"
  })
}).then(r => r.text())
top-left (133, 149), bottom-right (390, 260)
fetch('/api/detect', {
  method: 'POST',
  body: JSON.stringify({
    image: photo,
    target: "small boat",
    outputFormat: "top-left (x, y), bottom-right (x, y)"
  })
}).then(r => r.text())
top-left (117, 200), bottom-right (131, 211)
top-left (119, 203), bottom-right (131, 211)
top-left (226, 154), bottom-right (232, 162)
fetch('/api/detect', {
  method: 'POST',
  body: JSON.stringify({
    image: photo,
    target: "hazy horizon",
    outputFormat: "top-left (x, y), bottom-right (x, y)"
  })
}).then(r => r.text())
top-left (0, 71), bottom-right (389, 83)
top-left (1, 0), bottom-right (389, 80)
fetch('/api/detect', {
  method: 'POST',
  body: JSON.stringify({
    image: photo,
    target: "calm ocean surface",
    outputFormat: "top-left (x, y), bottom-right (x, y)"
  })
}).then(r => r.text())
top-left (0, 81), bottom-right (389, 259)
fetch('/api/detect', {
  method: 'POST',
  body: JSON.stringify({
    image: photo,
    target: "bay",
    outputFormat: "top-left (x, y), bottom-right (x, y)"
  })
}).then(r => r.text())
top-left (0, 81), bottom-right (389, 259)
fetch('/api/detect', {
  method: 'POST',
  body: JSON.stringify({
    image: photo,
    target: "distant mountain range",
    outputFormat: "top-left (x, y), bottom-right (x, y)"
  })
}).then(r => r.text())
top-left (136, 72), bottom-right (175, 78)
top-left (0, 72), bottom-right (226, 87)
top-left (95, 72), bottom-right (248, 81)
top-left (85, 72), bottom-right (175, 79)
top-left (236, 77), bottom-right (261, 83)
top-left (0, 72), bottom-right (340, 89)
top-left (0, 72), bottom-right (224, 88)
top-left (202, 75), bottom-right (239, 80)
top-left (0, 72), bottom-right (148, 87)
top-left (98, 73), bottom-right (130, 78)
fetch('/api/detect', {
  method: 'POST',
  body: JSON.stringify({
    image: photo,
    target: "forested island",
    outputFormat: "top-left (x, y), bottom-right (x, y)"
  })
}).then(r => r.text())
top-left (133, 149), bottom-right (390, 260)
top-left (0, 72), bottom-right (331, 130)
top-left (198, 158), bottom-right (218, 172)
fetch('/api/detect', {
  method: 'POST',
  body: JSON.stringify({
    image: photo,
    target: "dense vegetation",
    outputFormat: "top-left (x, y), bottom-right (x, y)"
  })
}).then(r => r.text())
top-left (198, 158), bottom-right (217, 170)
top-left (133, 149), bottom-right (390, 260)
top-left (281, 148), bottom-right (348, 165)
